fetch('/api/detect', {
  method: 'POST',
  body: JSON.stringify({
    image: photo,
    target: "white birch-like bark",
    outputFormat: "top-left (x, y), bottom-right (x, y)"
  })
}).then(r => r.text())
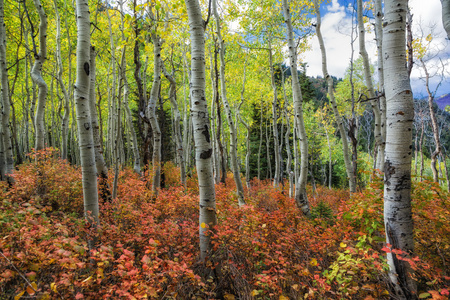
top-left (442, 0), bottom-right (450, 38)
top-left (213, 0), bottom-right (245, 206)
top-left (31, 0), bottom-right (48, 151)
top-left (0, 0), bottom-right (13, 177)
top-left (313, 0), bottom-right (356, 193)
top-left (374, 0), bottom-right (387, 173)
top-left (118, 1), bottom-right (140, 175)
top-left (267, 38), bottom-right (281, 187)
top-left (357, 0), bottom-right (384, 172)
top-left (282, 0), bottom-right (310, 214)
top-left (237, 64), bottom-right (251, 189)
top-left (147, 33), bottom-right (162, 194)
top-left (208, 46), bottom-right (220, 184)
top-left (185, 0), bottom-right (217, 261)
top-left (383, 0), bottom-right (416, 297)
top-left (53, 0), bottom-right (70, 160)
top-left (75, 0), bottom-right (99, 226)
top-left (162, 62), bottom-right (186, 187)
top-left (89, 47), bottom-right (109, 180)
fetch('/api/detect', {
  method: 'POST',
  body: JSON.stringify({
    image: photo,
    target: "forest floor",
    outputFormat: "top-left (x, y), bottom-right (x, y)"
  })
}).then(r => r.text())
top-left (0, 150), bottom-right (449, 299)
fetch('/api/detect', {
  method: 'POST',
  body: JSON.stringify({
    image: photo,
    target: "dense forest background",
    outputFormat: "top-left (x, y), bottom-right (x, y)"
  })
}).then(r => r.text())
top-left (0, 0), bottom-right (449, 299)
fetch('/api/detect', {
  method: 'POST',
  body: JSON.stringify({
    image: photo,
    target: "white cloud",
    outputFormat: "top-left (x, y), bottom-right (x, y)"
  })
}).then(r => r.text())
top-left (301, 0), bottom-right (449, 97)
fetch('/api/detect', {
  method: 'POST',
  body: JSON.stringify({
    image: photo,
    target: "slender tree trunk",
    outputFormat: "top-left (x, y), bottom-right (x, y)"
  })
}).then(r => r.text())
top-left (357, 0), bottom-right (384, 172)
top-left (283, 0), bottom-right (310, 214)
top-left (257, 102), bottom-right (263, 180)
top-left (75, 0), bottom-right (99, 234)
top-left (314, 0), bottom-right (356, 193)
top-left (237, 63), bottom-right (250, 189)
top-left (162, 62), bottom-right (186, 187)
top-left (0, 0), bottom-right (13, 179)
top-left (213, 0), bottom-right (245, 205)
top-left (147, 33), bottom-right (162, 195)
top-left (213, 43), bottom-right (226, 184)
top-left (209, 46), bottom-right (220, 184)
top-left (421, 59), bottom-right (442, 183)
top-left (89, 47), bottom-right (111, 202)
top-left (420, 121), bottom-right (425, 182)
top-left (53, 0), bottom-right (70, 160)
top-left (31, 0), bottom-right (47, 151)
top-left (383, 0), bottom-right (416, 297)
top-left (185, 0), bottom-right (217, 261)
top-left (267, 38), bottom-right (281, 187)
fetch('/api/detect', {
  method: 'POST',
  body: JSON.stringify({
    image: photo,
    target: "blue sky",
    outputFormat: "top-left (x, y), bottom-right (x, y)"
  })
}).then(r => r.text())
top-left (301, 0), bottom-right (450, 98)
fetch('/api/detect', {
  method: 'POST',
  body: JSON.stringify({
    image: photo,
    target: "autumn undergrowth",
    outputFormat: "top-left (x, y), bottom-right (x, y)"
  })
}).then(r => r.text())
top-left (0, 149), bottom-right (449, 299)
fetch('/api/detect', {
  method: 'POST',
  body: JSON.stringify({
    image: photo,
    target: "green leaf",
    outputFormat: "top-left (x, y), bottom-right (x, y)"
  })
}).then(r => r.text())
top-left (419, 292), bottom-right (430, 299)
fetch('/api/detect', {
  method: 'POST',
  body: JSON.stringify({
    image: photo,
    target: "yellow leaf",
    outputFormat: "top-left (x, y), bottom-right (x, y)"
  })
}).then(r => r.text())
top-left (27, 282), bottom-right (36, 295)
top-left (200, 222), bottom-right (206, 229)
top-left (279, 296), bottom-right (289, 300)
top-left (310, 258), bottom-right (318, 266)
top-left (82, 276), bottom-right (92, 283)
top-left (426, 34), bottom-right (432, 42)
top-left (224, 294), bottom-right (235, 300)
top-left (15, 291), bottom-right (25, 300)
top-left (292, 284), bottom-right (299, 291)
top-left (51, 282), bottom-right (57, 293)
top-left (340, 242), bottom-right (347, 248)
top-left (251, 289), bottom-right (259, 296)
top-left (262, 224), bottom-right (266, 228)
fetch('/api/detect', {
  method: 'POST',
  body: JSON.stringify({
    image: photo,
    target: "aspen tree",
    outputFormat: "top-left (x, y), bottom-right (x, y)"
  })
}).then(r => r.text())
top-left (185, 0), bottom-right (217, 260)
top-left (313, 0), bottom-right (356, 193)
top-left (53, 0), bottom-right (70, 160)
top-left (147, 32), bottom-right (162, 195)
top-left (75, 0), bottom-right (99, 228)
top-left (383, 0), bottom-right (416, 297)
top-left (31, 0), bottom-right (47, 151)
top-left (282, 0), bottom-right (310, 214)
top-left (357, 0), bottom-right (383, 171)
top-left (0, 0), bottom-right (14, 179)
top-left (213, 0), bottom-right (245, 206)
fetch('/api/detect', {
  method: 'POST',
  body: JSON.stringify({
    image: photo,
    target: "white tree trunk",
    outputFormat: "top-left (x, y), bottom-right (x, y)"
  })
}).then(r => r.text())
top-left (213, 0), bottom-right (245, 206)
top-left (31, 0), bottom-right (48, 151)
top-left (281, 0), bottom-right (310, 214)
top-left (383, 0), bottom-right (416, 297)
top-left (268, 38), bottom-right (281, 187)
top-left (185, 0), bottom-right (217, 261)
top-left (53, 0), bottom-right (70, 160)
top-left (374, 0), bottom-right (387, 173)
top-left (147, 34), bottom-right (162, 195)
top-left (0, 0), bottom-right (13, 178)
top-left (89, 47), bottom-right (109, 180)
top-left (75, 0), bottom-right (99, 227)
top-left (357, 0), bottom-right (384, 172)
top-left (313, 0), bottom-right (356, 193)
top-left (238, 64), bottom-right (251, 190)
top-left (442, 0), bottom-right (450, 38)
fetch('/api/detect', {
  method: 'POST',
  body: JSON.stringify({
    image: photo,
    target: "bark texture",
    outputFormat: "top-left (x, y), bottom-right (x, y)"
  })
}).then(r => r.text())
top-left (185, 0), bottom-right (217, 261)
top-left (383, 0), bottom-right (416, 297)
top-left (31, 0), bottom-right (48, 151)
top-left (75, 0), bottom-right (99, 226)
top-left (147, 34), bottom-right (162, 195)
top-left (0, 0), bottom-right (14, 178)
top-left (282, 0), bottom-right (310, 215)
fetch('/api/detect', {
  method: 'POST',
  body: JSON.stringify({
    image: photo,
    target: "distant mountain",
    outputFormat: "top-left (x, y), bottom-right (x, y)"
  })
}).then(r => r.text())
top-left (435, 94), bottom-right (450, 111)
